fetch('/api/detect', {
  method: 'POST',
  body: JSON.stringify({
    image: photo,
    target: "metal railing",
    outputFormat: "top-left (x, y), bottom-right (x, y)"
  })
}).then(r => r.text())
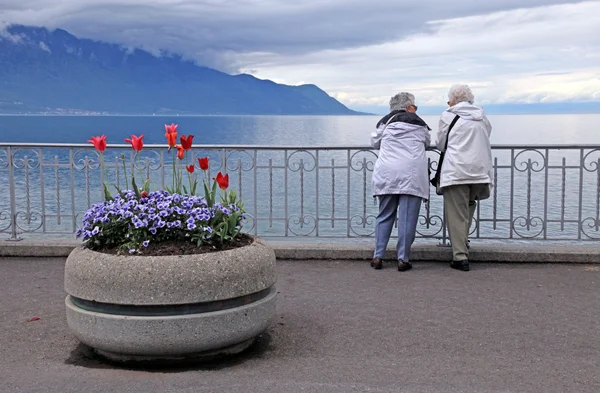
top-left (1, 143), bottom-right (599, 243)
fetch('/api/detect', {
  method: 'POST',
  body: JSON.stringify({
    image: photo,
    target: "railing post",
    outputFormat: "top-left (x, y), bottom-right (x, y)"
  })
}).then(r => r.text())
top-left (7, 147), bottom-right (22, 241)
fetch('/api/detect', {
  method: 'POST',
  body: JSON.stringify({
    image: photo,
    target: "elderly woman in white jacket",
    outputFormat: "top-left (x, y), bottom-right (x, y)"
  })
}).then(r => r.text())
top-left (370, 92), bottom-right (431, 272)
top-left (437, 84), bottom-right (493, 272)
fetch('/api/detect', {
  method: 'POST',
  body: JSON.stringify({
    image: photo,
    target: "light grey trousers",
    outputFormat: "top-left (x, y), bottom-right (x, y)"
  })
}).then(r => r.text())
top-left (443, 183), bottom-right (489, 261)
top-left (373, 194), bottom-right (422, 261)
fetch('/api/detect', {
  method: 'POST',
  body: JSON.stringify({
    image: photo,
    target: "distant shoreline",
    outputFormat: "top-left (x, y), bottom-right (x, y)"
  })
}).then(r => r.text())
top-left (2, 112), bottom-right (600, 117)
top-left (0, 113), bottom-right (375, 117)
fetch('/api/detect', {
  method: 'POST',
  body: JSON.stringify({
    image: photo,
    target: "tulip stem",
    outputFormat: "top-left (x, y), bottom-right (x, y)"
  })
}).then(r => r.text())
top-left (100, 152), bottom-right (112, 198)
top-left (121, 154), bottom-right (129, 191)
top-left (171, 149), bottom-right (176, 192)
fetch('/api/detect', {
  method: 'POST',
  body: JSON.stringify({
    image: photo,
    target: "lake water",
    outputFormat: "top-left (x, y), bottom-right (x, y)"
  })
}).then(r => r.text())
top-left (0, 114), bottom-right (599, 243)
top-left (1, 114), bottom-right (600, 145)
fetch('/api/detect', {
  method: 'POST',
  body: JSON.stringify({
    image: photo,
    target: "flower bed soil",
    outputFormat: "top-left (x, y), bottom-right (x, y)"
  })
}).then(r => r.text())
top-left (96, 234), bottom-right (254, 256)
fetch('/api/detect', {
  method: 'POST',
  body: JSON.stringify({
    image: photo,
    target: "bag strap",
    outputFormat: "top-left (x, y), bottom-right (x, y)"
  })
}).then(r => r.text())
top-left (442, 115), bottom-right (460, 152)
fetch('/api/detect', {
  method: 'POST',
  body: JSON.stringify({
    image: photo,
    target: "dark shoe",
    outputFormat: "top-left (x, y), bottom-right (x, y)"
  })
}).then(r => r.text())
top-left (398, 260), bottom-right (412, 272)
top-left (370, 258), bottom-right (383, 270)
top-left (450, 260), bottom-right (470, 272)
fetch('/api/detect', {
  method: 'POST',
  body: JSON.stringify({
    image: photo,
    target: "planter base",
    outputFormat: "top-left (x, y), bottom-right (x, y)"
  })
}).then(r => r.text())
top-left (65, 287), bottom-right (276, 360)
top-left (94, 338), bottom-right (256, 364)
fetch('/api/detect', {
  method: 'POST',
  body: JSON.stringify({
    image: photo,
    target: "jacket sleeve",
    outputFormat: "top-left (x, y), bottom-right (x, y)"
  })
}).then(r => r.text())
top-left (424, 127), bottom-right (431, 148)
top-left (436, 117), bottom-right (450, 151)
top-left (485, 116), bottom-right (494, 187)
top-left (371, 125), bottom-right (385, 150)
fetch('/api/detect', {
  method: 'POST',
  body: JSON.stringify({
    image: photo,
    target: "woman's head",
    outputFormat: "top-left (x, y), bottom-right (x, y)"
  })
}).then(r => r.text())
top-left (390, 92), bottom-right (417, 113)
top-left (448, 84), bottom-right (474, 106)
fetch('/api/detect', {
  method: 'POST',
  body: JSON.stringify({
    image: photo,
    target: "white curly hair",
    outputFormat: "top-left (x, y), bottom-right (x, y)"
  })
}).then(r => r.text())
top-left (448, 84), bottom-right (475, 105)
top-left (389, 92), bottom-right (415, 112)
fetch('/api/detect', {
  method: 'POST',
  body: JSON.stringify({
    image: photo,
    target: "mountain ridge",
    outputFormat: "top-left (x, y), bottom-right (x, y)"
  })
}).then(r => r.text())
top-left (0, 25), bottom-right (361, 115)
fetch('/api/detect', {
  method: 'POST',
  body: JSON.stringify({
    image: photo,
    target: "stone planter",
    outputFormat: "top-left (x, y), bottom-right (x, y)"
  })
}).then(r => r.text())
top-left (64, 237), bottom-right (276, 362)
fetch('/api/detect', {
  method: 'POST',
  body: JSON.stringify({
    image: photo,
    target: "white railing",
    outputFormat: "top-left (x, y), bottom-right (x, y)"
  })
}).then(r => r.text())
top-left (1, 143), bottom-right (600, 243)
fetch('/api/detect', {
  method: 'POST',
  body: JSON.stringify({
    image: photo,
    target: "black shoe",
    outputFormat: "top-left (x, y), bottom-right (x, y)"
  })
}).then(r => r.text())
top-left (398, 261), bottom-right (412, 272)
top-left (370, 258), bottom-right (383, 270)
top-left (450, 260), bottom-right (470, 271)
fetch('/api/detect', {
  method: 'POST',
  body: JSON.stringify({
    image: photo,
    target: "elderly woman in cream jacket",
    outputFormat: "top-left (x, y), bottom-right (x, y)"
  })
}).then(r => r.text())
top-left (370, 92), bottom-right (431, 272)
top-left (437, 84), bottom-right (493, 272)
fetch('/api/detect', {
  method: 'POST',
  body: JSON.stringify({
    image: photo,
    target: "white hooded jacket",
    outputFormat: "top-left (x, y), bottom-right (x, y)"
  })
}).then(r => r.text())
top-left (371, 111), bottom-right (431, 199)
top-left (436, 102), bottom-right (493, 188)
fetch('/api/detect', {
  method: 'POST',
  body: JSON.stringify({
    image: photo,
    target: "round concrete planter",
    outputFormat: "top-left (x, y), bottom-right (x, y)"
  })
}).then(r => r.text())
top-left (64, 237), bottom-right (276, 362)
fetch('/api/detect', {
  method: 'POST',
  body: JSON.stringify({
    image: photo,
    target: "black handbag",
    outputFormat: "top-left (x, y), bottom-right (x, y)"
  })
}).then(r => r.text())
top-left (431, 115), bottom-right (460, 195)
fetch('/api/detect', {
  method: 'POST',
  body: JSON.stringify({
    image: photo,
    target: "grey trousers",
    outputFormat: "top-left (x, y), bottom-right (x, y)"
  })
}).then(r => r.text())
top-left (374, 194), bottom-right (422, 261)
top-left (443, 184), bottom-right (489, 261)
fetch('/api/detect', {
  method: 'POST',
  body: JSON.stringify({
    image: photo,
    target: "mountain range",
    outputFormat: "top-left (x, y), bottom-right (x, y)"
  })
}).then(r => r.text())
top-left (0, 25), bottom-right (359, 115)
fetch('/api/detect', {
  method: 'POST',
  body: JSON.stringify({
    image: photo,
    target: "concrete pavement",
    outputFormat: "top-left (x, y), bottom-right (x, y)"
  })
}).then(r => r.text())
top-left (0, 258), bottom-right (599, 393)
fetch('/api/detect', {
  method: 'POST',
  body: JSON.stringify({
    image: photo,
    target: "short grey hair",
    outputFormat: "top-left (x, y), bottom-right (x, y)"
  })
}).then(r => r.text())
top-left (448, 84), bottom-right (475, 105)
top-left (389, 92), bottom-right (415, 112)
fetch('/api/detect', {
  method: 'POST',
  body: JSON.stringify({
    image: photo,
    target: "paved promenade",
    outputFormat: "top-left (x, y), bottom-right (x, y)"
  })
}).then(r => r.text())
top-left (1, 258), bottom-right (599, 393)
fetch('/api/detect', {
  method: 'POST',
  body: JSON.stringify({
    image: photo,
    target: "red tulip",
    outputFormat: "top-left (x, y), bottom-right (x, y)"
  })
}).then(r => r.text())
top-left (198, 157), bottom-right (209, 171)
top-left (186, 164), bottom-right (195, 173)
top-left (214, 172), bottom-right (229, 190)
top-left (140, 191), bottom-right (148, 199)
top-left (87, 135), bottom-right (107, 152)
top-left (125, 135), bottom-right (144, 152)
top-left (180, 134), bottom-right (194, 151)
top-left (165, 124), bottom-right (178, 149)
top-left (176, 145), bottom-right (185, 160)
top-left (165, 123), bottom-right (178, 134)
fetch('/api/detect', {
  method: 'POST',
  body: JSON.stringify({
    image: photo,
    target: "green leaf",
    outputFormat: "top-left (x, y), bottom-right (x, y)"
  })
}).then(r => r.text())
top-left (220, 222), bottom-right (229, 243)
top-left (103, 183), bottom-right (113, 201)
top-left (183, 185), bottom-right (189, 195)
top-left (131, 176), bottom-right (140, 199)
top-left (211, 179), bottom-right (217, 199)
top-left (227, 214), bottom-right (238, 234)
top-left (203, 182), bottom-right (212, 207)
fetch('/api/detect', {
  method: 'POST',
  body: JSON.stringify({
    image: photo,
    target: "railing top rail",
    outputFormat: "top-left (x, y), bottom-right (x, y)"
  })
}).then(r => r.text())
top-left (1, 143), bottom-right (600, 150)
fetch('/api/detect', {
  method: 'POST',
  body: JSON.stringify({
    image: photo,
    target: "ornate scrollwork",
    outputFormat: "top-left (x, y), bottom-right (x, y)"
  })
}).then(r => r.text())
top-left (427, 150), bottom-right (442, 172)
top-left (581, 217), bottom-right (600, 240)
top-left (583, 149), bottom-right (600, 172)
top-left (512, 216), bottom-right (545, 239)
top-left (288, 214), bottom-right (317, 236)
top-left (416, 214), bottom-right (444, 237)
top-left (0, 210), bottom-right (12, 232)
top-left (349, 214), bottom-right (376, 236)
top-left (349, 150), bottom-right (377, 172)
top-left (131, 150), bottom-right (163, 171)
top-left (12, 149), bottom-right (41, 169)
top-left (191, 150), bottom-right (224, 173)
top-left (225, 150), bottom-right (255, 172)
top-left (240, 213), bottom-right (256, 234)
top-left (15, 211), bottom-right (44, 233)
top-left (73, 149), bottom-right (101, 170)
top-left (0, 148), bottom-right (9, 169)
top-left (514, 149), bottom-right (547, 173)
top-left (287, 150), bottom-right (316, 172)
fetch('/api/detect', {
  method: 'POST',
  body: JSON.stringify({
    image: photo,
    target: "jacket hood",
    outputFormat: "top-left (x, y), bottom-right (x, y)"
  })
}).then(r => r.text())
top-left (447, 102), bottom-right (485, 121)
top-left (377, 110), bottom-right (431, 130)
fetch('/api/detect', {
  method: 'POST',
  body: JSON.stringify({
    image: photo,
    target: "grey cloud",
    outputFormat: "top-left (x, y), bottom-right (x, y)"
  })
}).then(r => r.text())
top-left (0, 0), bottom-right (586, 71)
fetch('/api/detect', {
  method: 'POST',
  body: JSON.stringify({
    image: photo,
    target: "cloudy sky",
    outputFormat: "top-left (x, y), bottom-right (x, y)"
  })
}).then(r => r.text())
top-left (1, 0), bottom-right (599, 111)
